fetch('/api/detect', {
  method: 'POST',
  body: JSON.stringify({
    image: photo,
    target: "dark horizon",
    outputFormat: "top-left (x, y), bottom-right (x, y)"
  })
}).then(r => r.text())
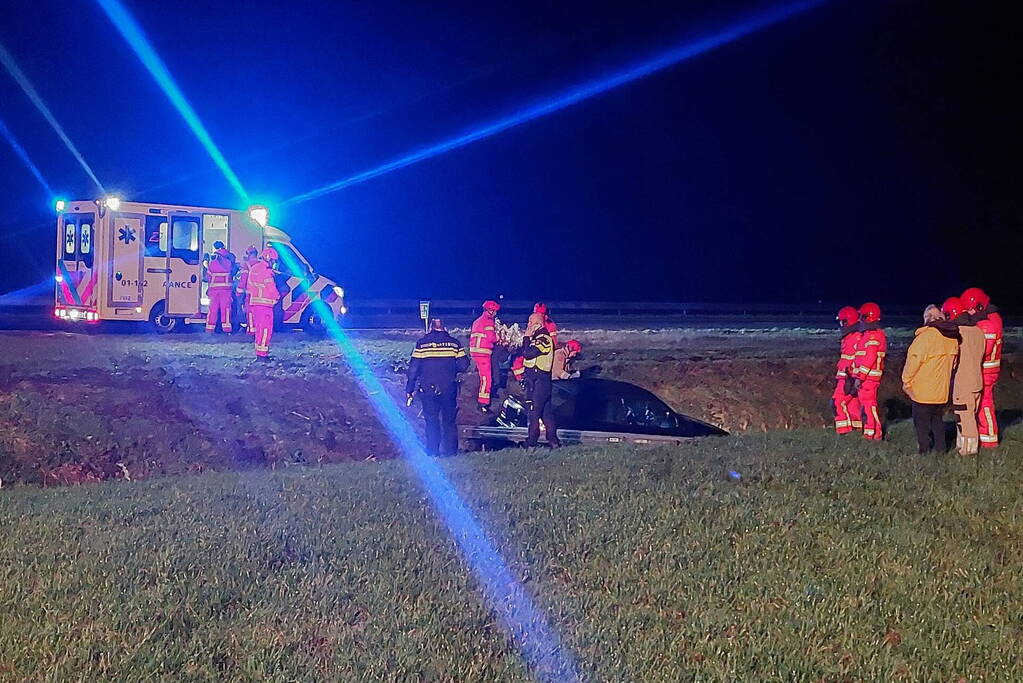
top-left (1, 0), bottom-right (1019, 306)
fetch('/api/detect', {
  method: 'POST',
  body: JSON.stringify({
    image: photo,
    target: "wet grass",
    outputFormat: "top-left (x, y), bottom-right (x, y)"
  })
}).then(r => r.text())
top-left (3, 426), bottom-right (1022, 681)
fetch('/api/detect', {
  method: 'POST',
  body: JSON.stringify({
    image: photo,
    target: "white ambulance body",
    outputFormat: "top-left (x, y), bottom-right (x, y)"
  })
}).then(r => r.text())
top-left (53, 198), bottom-right (346, 333)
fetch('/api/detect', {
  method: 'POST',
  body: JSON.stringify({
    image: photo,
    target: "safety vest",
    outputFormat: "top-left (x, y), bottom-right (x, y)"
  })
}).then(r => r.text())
top-left (524, 332), bottom-right (554, 373)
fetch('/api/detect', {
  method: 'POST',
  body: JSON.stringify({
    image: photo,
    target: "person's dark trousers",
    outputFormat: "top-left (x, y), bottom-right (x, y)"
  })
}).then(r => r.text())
top-left (911, 401), bottom-right (946, 454)
top-left (525, 375), bottom-right (560, 447)
top-left (421, 385), bottom-right (459, 456)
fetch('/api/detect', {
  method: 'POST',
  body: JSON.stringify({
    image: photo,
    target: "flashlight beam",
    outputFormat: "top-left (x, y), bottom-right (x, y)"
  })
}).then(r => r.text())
top-left (0, 41), bottom-right (104, 194)
top-left (284, 0), bottom-right (824, 206)
top-left (0, 114), bottom-right (54, 198)
top-left (270, 248), bottom-right (578, 680)
top-left (94, 0), bottom-right (248, 203)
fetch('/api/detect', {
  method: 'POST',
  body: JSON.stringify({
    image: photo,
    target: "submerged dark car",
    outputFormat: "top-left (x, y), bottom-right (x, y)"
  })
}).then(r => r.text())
top-left (461, 378), bottom-right (727, 448)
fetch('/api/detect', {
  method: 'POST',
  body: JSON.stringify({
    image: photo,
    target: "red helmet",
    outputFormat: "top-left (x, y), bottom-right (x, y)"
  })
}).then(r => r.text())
top-left (960, 287), bottom-right (990, 311)
top-left (836, 306), bottom-right (859, 327)
top-left (941, 296), bottom-right (963, 319)
top-left (859, 302), bottom-right (881, 323)
top-left (566, 339), bottom-right (582, 353)
top-left (261, 247), bottom-right (279, 261)
top-left (533, 302), bottom-right (548, 315)
top-left (482, 300), bottom-right (500, 312)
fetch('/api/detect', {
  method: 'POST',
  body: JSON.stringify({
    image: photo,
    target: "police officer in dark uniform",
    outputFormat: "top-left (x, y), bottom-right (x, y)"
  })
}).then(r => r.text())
top-left (520, 326), bottom-right (560, 448)
top-left (405, 318), bottom-right (469, 456)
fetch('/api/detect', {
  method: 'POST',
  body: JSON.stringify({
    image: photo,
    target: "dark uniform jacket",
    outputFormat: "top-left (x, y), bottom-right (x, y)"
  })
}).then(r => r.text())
top-left (405, 330), bottom-right (469, 393)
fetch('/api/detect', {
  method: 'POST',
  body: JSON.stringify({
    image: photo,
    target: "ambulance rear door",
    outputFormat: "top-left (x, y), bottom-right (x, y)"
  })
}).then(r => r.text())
top-left (56, 207), bottom-right (98, 309)
top-left (108, 213), bottom-right (144, 309)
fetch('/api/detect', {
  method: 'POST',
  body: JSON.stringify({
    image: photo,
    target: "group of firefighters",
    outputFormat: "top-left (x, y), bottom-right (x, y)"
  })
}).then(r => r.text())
top-left (405, 301), bottom-right (582, 456)
top-left (832, 287), bottom-right (1003, 455)
top-left (202, 242), bottom-right (282, 359)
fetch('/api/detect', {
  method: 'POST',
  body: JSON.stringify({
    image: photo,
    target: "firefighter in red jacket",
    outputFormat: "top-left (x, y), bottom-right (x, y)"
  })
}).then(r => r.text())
top-left (235, 245), bottom-right (259, 334)
top-left (204, 241), bottom-right (236, 333)
top-left (962, 287), bottom-right (1003, 448)
top-left (852, 302), bottom-right (887, 440)
top-left (245, 247), bottom-right (281, 359)
top-left (469, 300), bottom-right (501, 412)
top-left (832, 306), bottom-right (863, 434)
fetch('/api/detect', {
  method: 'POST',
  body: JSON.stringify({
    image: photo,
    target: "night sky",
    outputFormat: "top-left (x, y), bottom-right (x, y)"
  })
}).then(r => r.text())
top-left (0, 0), bottom-right (1018, 306)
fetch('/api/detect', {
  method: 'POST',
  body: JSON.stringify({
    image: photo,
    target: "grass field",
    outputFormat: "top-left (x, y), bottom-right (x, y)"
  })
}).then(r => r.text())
top-left (3, 428), bottom-right (1022, 681)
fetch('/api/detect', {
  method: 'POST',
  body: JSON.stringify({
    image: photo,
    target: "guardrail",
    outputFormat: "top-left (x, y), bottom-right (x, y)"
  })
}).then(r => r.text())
top-left (349, 299), bottom-right (925, 319)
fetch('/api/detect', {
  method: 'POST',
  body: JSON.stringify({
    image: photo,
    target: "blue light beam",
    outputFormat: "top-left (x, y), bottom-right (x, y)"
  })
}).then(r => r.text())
top-left (0, 41), bottom-right (104, 193)
top-left (0, 114), bottom-right (55, 198)
top-left (284, 0), bottom-right (824, 206)
top-left (271, 249), bottom-right (579, 681)
top-left (94, 0), bottom-right (249, 203)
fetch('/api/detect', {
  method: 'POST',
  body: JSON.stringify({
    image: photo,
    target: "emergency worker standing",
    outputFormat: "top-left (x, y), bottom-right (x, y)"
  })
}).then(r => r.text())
top-left (852, 302), bottom-right (887, 440)
top-left (832, 306), bottom-right (862, 434)
top-left (902, 305), bottom-right (959, 455)
top-left (525, 302), bottom-right (558, 345)
top-left (469, 300), bottom-right (501, 413)
top-left (245, 247), bottom-right (281, 359)
top-left (236, 245), bottom-right (259, 334)
top-left (405, 318), bottom-right (469, 456)
top-left (552, 339), bottom-right (582, 380)
top-left (962, 287), bottom-right (1003, 448)
top-left (512, 302), bottom-right (559, 382)
top-left (943, 297), bottom-right (984, 456)
top-left (204, 241), bottom-right (236, 333)
top-left (521, 327), bottom-right (560, 448)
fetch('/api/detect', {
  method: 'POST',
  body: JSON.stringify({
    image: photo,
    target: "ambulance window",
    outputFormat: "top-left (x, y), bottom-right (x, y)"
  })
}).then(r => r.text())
top-left (171, 219), bottom-right (199, 264)
top-left (144, 216), bottom-right (167, 257)
top-left (273, 243), bottom-right (309, 278)
top-left (80, 222), bottom-right (94, 268)
top-left (63, 220), bottom-right (76, 258)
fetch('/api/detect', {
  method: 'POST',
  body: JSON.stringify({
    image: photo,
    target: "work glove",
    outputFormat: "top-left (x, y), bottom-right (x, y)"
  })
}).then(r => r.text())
top-left (569, 371), bottom-right (581, 379)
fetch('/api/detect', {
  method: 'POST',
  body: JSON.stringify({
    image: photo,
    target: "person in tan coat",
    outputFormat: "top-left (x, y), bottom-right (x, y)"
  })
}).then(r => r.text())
top-left (552, 340), bottom-right (582, 380)
top-left (943, 297), bottom-right (985, 456)
top-left (902, 305), bottom-right (960, 454)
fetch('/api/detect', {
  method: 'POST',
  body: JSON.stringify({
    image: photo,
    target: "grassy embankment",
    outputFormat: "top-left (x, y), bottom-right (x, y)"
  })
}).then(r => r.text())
top-left (3, 428), bottom-right (1021, 681)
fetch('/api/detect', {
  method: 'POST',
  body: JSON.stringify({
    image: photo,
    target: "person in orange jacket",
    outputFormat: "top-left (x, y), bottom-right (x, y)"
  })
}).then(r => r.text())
top-left (235, 245), bottom-right (259, 334)
top-left (204, 241), bottom-right (236, 333)
top-left (852, 302), bottom-right (887, 440)
top-left (961, 287), bottom-right (1003, 448)
top-left (902, 304), bottom-right (960, 454)
top-left (469, 300), bottom-right (501, 412)
top-left (245, 247), bottom-right (281, 359)
top-left (832, 306), bottom-right (862, 434)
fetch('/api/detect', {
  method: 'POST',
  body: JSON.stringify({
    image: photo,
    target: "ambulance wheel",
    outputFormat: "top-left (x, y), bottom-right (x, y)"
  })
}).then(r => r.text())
top-left (302, 308), bottom-right (328, 336)
top-left (148, 302), bottom-right (180, 334)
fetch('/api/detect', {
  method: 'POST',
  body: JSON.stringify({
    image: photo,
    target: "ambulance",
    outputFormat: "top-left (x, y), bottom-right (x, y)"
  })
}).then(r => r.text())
top-left (53, 197), bottom-right (347, 333)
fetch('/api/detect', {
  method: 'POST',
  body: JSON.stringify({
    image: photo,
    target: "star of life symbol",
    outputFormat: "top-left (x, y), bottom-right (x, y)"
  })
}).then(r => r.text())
top-left (118, 226), bottom-right (136, 245)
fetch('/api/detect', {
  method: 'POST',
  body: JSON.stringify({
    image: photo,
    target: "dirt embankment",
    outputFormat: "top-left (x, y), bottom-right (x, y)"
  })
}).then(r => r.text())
top-left (0, 327), bottom-right (1017, 485)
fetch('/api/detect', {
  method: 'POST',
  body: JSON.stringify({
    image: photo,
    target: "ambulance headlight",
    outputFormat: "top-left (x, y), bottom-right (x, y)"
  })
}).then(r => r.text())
top-left (332, 285), bottom-right (344, 298)
top-left (104, 196), bottom-right (122, 211)
top-left (248, 205), bottom-right (269, 228)
top-left (54, 199), bottom-right (66, 212)
top-left (135, 306), bottom-right (143, 313)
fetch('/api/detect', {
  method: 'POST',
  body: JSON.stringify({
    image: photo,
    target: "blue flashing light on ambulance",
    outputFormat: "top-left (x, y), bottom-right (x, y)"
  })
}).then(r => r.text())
top-left (53, 197), bottom-right (347, 333)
